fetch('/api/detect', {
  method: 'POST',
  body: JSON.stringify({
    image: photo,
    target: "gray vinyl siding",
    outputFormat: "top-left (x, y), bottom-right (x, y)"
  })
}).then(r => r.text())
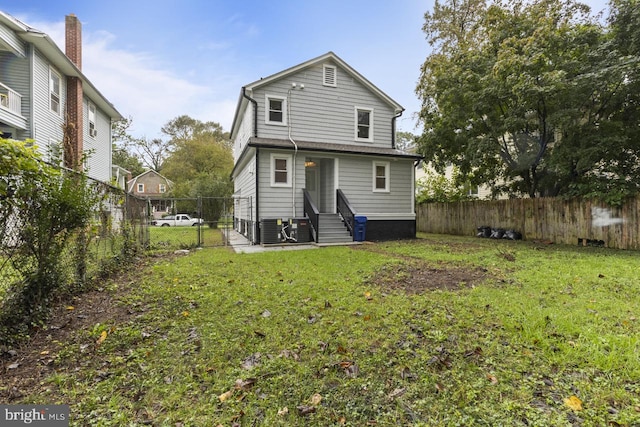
top-left (257, 148), bottom-right (305, 219)
top-left (252, 60), bottom-right (396, 149)
top-left (32, 48), bottom-right (64, 156)
top-left (337, 154), bottom-right (414, 215)
top-left (83, 98), bottom-right (111, 182)
top-left (255, 149), bottom-right (413, 219)
top-left (0, 22), bottom-right (25, 56)
top-left (233, 155), bottom-right (257, 222)
top-left (233, 104), bottom-right (254, 163)
top-left (0, 50), bottom-right (30, 135)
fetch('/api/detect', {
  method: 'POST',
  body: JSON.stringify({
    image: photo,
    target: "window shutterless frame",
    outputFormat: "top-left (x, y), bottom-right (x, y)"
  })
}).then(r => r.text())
top-left (372, 161), bottom-right (390, 192)
top-left (265, 94), bottom-right (287, 126)
top-left (270, 153), bottom-right (292, 187)
top-left (355, 107), bottom-right (373, 142)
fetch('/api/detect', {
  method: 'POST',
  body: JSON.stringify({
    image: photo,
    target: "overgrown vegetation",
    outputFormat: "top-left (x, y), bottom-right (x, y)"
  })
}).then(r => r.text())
top-left (416, 165), bottom-right (476, 203)
top-left (0, 138), bottom-right (144, 346)
top-left (4, 235), bottom-right (639, 426)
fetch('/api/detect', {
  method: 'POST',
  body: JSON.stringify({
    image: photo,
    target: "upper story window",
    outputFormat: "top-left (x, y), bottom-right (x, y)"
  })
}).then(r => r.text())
top-left (159, 183), bottom-right (166, 193)
top-left (137, 183), bottom-right (144, 193)
top-left (373, 161), bottom-right (390, 192)
top-left (355, 107), bottom-right (374, 142)
top-left (265, 94), bottom-right (287, 126)
top-left (271, 153), bottom-right (292, 187)
top-left (323, 64), bottom-right (337, 87)
top-left (49, 68), bottom-right (61, 115)
top-left (88, 102), bottom-right (97, 138)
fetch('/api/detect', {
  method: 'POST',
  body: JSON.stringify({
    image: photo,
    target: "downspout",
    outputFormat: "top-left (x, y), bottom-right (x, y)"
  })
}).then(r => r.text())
top-left (287, 87), bottom-right (298, 218)
top-left (242, 87), bottom-right (258, 138)
top-left (242, 86), bottom-right (259, 243)
top-left (391, 110), bottom-right (403, 149)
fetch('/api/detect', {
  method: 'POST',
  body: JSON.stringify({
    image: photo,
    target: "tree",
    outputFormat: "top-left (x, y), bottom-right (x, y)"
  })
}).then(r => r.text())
top-left (395, 131), bottom-right (417, 152)
top-left (416, 165), bottom-right (476, 203)
top-left (160, 116), bottom-right (233, 222)
top-left (162, 115), bottom-right (230, 149)
top-left (112, 117), bottom-right (145, 177)
top-left (112, 116), bottom-right (173, 172)
top-left (416, 0), bottom-right (638, 202)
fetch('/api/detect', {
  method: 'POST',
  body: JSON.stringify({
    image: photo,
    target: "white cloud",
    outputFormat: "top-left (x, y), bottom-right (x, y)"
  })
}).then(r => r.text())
top-left (21, 16), bottom-right (215, 139)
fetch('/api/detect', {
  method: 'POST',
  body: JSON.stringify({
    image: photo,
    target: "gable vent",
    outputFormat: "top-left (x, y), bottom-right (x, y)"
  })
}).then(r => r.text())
top-left (323, 64), bottom-right (337, 87)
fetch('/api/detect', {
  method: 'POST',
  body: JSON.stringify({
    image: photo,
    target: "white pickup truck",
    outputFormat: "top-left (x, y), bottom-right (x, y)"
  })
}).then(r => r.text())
top-left (151, 214), bottom-right (204, 227)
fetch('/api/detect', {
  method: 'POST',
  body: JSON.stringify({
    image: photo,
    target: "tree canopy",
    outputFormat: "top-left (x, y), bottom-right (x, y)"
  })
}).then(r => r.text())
top-left (416, 0), bottom-right (640, 204)
top-left (160, 116), bottom-right (234, 220)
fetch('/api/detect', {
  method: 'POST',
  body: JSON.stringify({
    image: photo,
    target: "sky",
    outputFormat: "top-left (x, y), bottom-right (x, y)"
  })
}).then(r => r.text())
top-left (1, 0), bottom-right (611, 140)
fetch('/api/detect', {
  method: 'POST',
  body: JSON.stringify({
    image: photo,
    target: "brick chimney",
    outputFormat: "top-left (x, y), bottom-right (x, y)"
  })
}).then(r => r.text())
top-left (64, 14), bottom-right (83, 171)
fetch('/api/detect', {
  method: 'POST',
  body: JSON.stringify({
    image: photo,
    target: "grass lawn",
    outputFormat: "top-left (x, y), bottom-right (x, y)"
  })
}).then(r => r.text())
top-left (2, 234), bottom-right (639, 426)
top-left (149, 225), bottom-right (225, 249)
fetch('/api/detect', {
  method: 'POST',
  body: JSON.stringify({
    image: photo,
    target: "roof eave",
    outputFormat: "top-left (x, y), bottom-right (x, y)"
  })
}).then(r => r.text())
top-left (20, 29), bottom-right (123, 121)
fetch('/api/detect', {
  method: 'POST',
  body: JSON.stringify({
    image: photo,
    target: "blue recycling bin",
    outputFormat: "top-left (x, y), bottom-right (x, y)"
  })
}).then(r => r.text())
top-left (354, 215), bottom-right (367, 241)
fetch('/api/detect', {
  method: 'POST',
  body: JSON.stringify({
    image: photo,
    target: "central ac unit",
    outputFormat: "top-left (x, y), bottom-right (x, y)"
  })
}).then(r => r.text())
top-left (260, 218), bottom-right (283, 244)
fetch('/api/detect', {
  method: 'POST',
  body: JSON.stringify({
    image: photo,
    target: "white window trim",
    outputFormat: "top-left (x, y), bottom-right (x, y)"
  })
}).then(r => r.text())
top-left (159, 183), bottom-right (166, 193)
top-left (49, 67), bottom-right (62, 116)
top-left (354, 106), bottom-right (374, 142)
top-left (270, 153), bottom-right (292, 187)
top-left (323, 64), bottom-right (337, 87)
top-left (137, 183), bottom-right (145, 193)
top-left (372, 161), bottom-right (390, 193)
top-left (88, 102), bottom-right (97, 138)
top-left (265, 94), bottom-right (287, 126)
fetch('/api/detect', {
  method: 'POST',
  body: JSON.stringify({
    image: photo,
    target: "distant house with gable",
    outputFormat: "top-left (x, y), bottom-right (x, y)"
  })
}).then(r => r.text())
top-left (127, 170), bottom-right (173, 218)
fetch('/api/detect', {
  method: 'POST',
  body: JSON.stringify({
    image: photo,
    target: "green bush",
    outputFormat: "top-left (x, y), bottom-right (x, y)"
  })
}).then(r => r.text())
top-left (0, 139), bottom-right (101, 345)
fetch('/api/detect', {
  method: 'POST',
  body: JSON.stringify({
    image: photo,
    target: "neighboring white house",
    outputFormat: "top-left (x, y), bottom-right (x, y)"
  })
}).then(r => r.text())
top-left (0, 11), bottom-right (122, 183)
top-left (230, 52), bottom-right (422, 244)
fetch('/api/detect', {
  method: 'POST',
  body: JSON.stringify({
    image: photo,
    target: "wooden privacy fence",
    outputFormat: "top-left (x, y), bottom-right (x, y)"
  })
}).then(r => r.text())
top-left (416, 197), bottom-right (640, 250)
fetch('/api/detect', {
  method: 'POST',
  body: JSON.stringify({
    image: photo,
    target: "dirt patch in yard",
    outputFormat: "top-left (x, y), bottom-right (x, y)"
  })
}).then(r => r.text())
top-left (353, 243), bottom-right (494, 294)
top-left (0, 254), bottom-right (170, 403)
top-left (366, 261), bottom-right (492, 294)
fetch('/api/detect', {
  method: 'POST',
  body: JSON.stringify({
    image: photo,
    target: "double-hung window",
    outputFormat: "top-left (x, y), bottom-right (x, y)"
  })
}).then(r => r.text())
top-left (355, 107), bottom-right (373, 142)
top-left (49, 68), bottom-right (61, 115)
top-left (271, 153), bottom-right (292, 187)
top-left (137, 183), bottom-right (145, 193)
top-left (373, 161), bottom-right (390, 192)
top-left (88, 102), bottom-right (97, 138)
top-left (265, 94), bottom-right (287, 126)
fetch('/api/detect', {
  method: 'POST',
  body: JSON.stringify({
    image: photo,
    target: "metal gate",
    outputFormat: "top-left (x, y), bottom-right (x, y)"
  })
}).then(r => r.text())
top-left (146, 196), bottom-right (232, 249)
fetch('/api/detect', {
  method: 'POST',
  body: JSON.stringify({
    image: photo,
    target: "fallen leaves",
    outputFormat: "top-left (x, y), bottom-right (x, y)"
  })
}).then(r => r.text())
top-left (564, 395), bottom-right (583, 411)
top-left (95, 330), bottom-right (108, 346)
top-left (218, 378), bottom-right (258, 403)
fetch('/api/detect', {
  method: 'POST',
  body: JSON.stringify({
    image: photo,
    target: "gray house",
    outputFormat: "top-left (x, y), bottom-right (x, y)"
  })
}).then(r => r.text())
top-left (230, 52), bottom-right (421, 244)
top-left (0, 11), bottom-right (122, 183)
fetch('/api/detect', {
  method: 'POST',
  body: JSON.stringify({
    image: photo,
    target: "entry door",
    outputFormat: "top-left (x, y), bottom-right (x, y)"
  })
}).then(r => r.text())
top-left (305, 159), bottom-right (320, 210)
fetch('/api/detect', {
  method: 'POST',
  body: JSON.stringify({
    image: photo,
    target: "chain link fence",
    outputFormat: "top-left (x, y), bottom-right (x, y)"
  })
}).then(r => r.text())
top-left (146, 196), bottom-right (237, 248)
top-left (0, 166), bottom-right (149, 344)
